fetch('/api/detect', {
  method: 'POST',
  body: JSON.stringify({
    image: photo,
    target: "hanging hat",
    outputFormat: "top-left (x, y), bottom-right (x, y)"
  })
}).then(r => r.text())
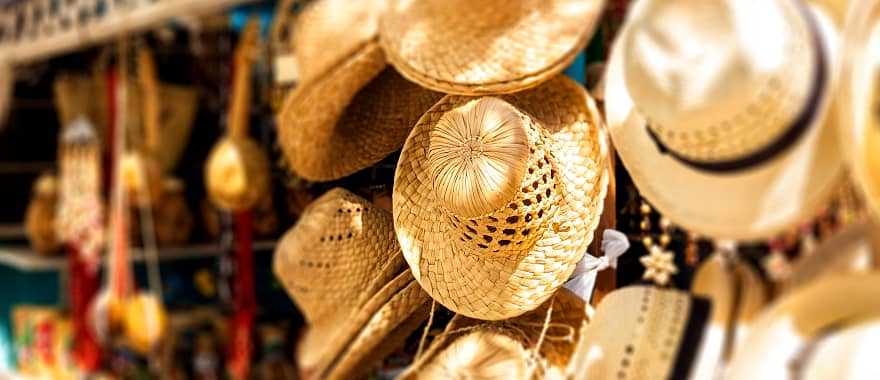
top-left (727, 274), bottom-right (880, 379)
top-left (401, 289), bottom-right (588, 380)
top-left (604, 0), bottom-right (845, 240)
top-left (689, 250), bottom-right (768, 380)
top-left (379, 0), bottom-right (605, 95)
top-left (841, 0), bottom-right (880, 218)
top-left (568, 286), bottom-right (711, 380)
top-left (0, 60), bottom-right (11, 128)
top-left (273, 188), bottom-right (431, 380)
top-left (394, 75), bottom-right (608, 320)
top-left (782, 221), bottom-right (880, 292)
top-left (277, 0), bottom-right (443, 182)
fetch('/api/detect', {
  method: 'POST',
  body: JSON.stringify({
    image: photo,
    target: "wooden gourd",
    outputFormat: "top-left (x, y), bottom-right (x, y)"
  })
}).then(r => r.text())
top-left (24, 173), bottom-right (61, 255)
top-left (205, 20), bottom-right (271, 212)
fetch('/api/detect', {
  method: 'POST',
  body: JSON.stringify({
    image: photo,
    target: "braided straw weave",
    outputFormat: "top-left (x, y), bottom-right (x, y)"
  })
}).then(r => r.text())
top-left (402, 288), bottom-right (588, 380)
top-left (277, 0), bottom-right (443, 181)
top-left (569, 286), bottom-right (695, 380)
top-left (394, 75), bottom-right (608, 320)
top-left (379, 0), bottom-right (605, 95)
top-left (273, 188), bottom-right (429, 379)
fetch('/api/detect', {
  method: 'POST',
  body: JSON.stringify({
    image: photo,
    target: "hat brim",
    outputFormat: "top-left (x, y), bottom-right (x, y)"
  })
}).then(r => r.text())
top-left (380, 0), bottom-right (606, 95)
top-left (394, 76), bottom-right (609, 320)
top-left (727, 273), bottom-right (880, 379)
top-left (297, 268), bottom-right (430, 380)
top-left (278, 43), bottom-right (443, 182)
top-left (604, 2), bottom-right (845, 241)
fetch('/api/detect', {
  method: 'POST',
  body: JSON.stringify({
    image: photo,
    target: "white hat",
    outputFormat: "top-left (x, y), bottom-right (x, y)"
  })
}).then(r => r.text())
top-left (605, 0), bottom-right (845, 240)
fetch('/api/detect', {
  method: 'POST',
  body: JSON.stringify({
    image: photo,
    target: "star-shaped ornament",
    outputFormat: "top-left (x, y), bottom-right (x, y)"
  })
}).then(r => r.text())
top-left (640, 244), bottom-right (678, 286)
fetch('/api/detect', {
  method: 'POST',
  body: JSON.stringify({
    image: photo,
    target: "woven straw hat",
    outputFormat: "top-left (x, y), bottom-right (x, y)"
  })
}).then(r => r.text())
top-left (569, 286), bottom-right (711, 380)
top-left (394, 76), bottom-right (608, 320)
top-left (841, 0), bottom-right (880, 218)
top-left (277, 0), bottom-right (443, 182)
top-left (402, 289), bottom-right (588, 380)
top-left (379, 0), bottom-right (605, 95)
top-left (727, 274), bottom-right (880, 379)
top-left (605, 0), bottom-right (845, 240)
top-left (273, 188), bottom-right (431, 379)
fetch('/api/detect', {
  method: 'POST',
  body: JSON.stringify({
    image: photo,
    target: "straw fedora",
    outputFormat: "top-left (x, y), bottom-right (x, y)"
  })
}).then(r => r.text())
top-left (379, 0), bottom-right (605, 95)
top-left (394, 75), bottom-right (609, 320)
top-left (277, 0), bottom-right (443, 182)
top-left (689, 251), bottom-right (768, 380)
top-left (272, 188), bottom-right (431, 380)
top-left (569, 286), bottom-right (717, 380)
top-left (401, 288), bottom-right (588, 380)
top-left (727, 273), bottom-right (880, 379)
top-left (841, 0), bottom-right (880, 218)
top-left (604, 0), bottom-right (845, 240)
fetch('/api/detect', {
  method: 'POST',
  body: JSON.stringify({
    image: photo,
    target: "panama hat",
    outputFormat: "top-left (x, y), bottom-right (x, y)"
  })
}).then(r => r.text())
top-left (841, 0), bottom-right (880, 218)
top-left (689, 250), bottom-right (768, 380)
top-left (401, 288), bottom-right (588, 380)
top-left (379, 0), bottom-right (605, 95)
top-left (605, 0), bottom-right (845, 240)
top-left (272, 188), bottom-right (431, 380)
top-left (277, 0), bottom-right (443, 182)
top-left (569, 286), bottom-right (714, 380)
top-left (394, 75), bottom-right (609, 320)
top-left (727, 273), bottom-right (880, 379)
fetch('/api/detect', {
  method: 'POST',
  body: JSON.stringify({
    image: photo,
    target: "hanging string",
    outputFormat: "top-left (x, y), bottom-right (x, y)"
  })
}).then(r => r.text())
top-left (415, 300), bottom-right (437, 360)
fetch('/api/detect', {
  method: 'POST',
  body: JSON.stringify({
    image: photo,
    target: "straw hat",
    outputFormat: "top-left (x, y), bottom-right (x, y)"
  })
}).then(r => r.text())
top-left (604, 0), bottom-right (845, 240)
top-left (402, 288), bottom-right (588, 380)
top-left (841, 0), bottom-right (880, 218)
top-left (277, 0), bottom-right (443, 182)
top-left (394, 75), bottom-right (608, 320)
top-left (727, 274), bottom-right (880, 379)
top-left (272, 188), bottom-right (431, 380)
top-left (379, 0), bottom-right (605, 95)
top-left (782, 221), bottom-right (880, 292)
top-left (689, 251), bottom-right (768, 380)
top-left (569, 286), bottom-right (711, 380)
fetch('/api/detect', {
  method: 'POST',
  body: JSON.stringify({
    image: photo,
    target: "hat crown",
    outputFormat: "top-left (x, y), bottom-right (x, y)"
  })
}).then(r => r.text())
top-left (275, 188), bottom-right (397, 323)
top-left (428, 98), bottom-right (565, 254)
top-left (623, 0), bottom-right (815, 163)
top-left (428, 97), bottom-right (531, 218)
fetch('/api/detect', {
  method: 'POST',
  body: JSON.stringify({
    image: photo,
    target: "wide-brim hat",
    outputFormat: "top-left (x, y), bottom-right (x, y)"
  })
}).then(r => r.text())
top-left (782, 220), bottom-right (880, 292)
top-left (394, 75), bottom-right (609, 320)
top-left (568, 286), bottom-right (711, 380)
top-left (379, 0), bottom-right (605, 95)
top-left (277, 0), bottom-right (443, 181)
top-left (727, 273), bottom-right (880, 379)
top-left (604, 0), bottom-right (846, 240)
top-left (401, 288), bottom-right (588, 379)
top-left (273, 188), bottom-right (430, 379)
top-left (840, 0), bottom-right (880, 218)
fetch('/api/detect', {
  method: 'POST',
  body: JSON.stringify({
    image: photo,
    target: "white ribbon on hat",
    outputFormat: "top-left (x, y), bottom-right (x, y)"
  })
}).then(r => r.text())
top-left (564, 229), bottom-right (630, 303)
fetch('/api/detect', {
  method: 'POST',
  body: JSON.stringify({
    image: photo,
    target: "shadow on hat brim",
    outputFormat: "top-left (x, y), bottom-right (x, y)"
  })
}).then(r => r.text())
top-left (278, 43), bottom-right (443, 182)
top-left (604, 1), bottom-right (845, 241)
top-left (727, 273), bottom-right (880, 379)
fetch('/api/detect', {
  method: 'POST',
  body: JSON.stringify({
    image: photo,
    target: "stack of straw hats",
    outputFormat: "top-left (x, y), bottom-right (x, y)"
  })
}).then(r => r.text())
top-left (273, 188), bottom-right (431, 380)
